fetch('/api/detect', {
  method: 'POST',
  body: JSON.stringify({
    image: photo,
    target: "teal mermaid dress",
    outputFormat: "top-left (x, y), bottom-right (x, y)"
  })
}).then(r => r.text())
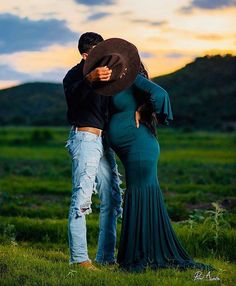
top-left (107, 74), bottom-right (214, 272)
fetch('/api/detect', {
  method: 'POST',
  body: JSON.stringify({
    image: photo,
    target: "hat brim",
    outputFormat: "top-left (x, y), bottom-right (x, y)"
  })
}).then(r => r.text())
top-left (83, 38), bottom-right (140, 96)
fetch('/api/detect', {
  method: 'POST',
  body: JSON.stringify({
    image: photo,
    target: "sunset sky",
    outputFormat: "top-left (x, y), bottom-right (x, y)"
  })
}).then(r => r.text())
top-left (0, 0), bottom-right (235, 89)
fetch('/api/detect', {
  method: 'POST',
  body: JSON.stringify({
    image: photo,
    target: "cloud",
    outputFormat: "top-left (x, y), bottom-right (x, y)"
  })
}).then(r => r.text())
top-left (74, 0), bottom-right (115, 5)
top-left (87, 12), bottom-right (111, 21)
top-left (119, 11), bottom-right (133, 16)
top-left (179, 0), bottom-right (236, 13)
top-left (196, 34), bottom-right (225, 40)
top-left (130, 19), bottom-right (167, 26)
top-left (0, 63), bottom-right (67, 83)
top-left (0, 13), bottom-right (77, 53)
top-left (165, 52), bottom-right (187, 59)
top-left (140, 52), bottom-right (156, 58)
top-left (150, 21), bottom-right (168, 26)
top-left (30, 68), bottom-right (68, 82)
top-left (0, 44), bottom-right (77, 74)
top-left (0, 64), bottom-right (29, 81)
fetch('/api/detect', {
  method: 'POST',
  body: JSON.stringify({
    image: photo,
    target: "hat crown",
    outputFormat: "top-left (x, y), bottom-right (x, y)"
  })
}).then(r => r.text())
top-left (83, 37), bottom-right (140, 96)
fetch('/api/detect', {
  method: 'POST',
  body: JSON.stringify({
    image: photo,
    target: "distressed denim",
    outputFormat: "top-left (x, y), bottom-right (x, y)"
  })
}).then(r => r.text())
top-left (65, 128), bottom-right (122, 264)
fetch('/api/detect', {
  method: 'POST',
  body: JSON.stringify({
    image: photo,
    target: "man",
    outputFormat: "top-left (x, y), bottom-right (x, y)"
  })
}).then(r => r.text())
top-left (63, 32), bottom-right (122, 270)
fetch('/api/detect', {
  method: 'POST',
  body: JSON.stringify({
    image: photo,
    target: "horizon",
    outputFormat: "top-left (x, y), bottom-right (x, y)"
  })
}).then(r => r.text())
top-left (0, 53), bottom-right (233, 91)
top-left (0, 0), bottom-right (235, 89)
top-left (0, 53), bottom-right (199, 90)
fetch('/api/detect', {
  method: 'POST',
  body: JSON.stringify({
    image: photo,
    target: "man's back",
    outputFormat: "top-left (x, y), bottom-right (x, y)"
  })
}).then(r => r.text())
top-left (63, 60), bottom-right (109, 129)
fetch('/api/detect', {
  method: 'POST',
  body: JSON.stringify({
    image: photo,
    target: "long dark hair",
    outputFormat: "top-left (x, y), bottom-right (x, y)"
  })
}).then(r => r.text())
top-left (137, 62), bottom-right (158, 135)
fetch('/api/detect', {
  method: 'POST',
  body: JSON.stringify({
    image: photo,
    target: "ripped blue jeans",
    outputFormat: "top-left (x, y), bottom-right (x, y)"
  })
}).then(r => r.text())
top-left (65, 128), bottom-right (122, 264)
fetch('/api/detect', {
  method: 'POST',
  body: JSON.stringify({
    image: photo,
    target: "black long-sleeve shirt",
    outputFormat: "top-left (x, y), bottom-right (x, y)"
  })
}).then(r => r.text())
top-left (63, 59), bottom-right (109, 129)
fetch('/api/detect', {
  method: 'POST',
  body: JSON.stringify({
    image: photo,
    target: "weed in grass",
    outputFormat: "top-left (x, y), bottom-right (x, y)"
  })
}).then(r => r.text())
top-left (203, 202), bottom-right (231, 246)
top-left (2, 223), bottom-right (16, 245)
top-left (185, 210), bottom-right (205, 229)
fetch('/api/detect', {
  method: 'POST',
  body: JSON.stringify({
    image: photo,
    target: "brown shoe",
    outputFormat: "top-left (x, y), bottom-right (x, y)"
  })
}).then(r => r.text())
top-left (77, 261), bottom-right (100, 271)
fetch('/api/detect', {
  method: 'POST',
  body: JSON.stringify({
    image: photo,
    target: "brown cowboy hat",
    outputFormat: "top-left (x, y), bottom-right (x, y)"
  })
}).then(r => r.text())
top-left (83, 38), bottom-right (141, 96)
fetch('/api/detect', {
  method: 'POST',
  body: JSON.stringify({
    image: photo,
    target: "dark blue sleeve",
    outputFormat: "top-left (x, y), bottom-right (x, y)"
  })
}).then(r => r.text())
top-left (133, 74), bottom-right (173, 125)
top-left (63, 71), bottom-right (92, 106)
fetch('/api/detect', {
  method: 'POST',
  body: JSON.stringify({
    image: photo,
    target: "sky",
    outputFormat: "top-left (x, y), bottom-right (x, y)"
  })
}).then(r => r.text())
top-left (0, 0), bottom-right (235, 89)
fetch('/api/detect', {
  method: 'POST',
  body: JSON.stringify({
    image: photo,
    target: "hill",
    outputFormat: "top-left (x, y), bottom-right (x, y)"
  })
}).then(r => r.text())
top-left (153, 54), bottom-right (236, 130)
top-left (0, 54), bottom-right (235, 130)
top-left (0, 82), bottom-right (65, 126)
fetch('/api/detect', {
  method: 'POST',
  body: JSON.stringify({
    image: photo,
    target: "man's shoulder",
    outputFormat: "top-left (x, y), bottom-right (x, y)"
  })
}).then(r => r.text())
top-left (63, 61), bottom-right (84, 83)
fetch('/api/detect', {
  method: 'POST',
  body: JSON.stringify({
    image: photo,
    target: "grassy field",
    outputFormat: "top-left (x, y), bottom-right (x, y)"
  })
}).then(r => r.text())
top-left (0, 127), bottom-right (235, 285)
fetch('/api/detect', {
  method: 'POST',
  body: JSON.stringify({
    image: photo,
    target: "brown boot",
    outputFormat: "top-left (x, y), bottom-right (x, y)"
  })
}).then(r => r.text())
top-left (76, 260), bottom-right (100, 271)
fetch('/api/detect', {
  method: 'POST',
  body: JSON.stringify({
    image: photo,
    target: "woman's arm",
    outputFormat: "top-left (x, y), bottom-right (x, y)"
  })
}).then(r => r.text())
top-left (133, 74), bottom-right (173, 125)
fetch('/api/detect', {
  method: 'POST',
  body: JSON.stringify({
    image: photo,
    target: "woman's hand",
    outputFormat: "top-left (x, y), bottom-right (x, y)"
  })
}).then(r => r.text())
top-left (135, 110), bottom-right (141, 128)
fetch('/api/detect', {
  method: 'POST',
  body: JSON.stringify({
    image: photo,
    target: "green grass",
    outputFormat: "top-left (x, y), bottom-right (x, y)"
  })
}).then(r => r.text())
top-left (0, 245), bottom-right (235, 286)
top-left (0, 176), bottom-right (70, 195)
top-left (0, 216), bottom-right (235, 260)
top-left (0, 127), bottom-right (235, 285)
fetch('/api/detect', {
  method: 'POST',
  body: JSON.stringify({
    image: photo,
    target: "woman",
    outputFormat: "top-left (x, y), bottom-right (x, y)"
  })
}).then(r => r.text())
top-left (107, 63), bottom-right (214, 272)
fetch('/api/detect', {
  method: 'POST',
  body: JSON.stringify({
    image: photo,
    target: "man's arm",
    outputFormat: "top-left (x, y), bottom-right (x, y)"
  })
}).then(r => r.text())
top-left (63, 72), bottom-right (91, 107)
top-left (63, 66), bottom-right (112, 106)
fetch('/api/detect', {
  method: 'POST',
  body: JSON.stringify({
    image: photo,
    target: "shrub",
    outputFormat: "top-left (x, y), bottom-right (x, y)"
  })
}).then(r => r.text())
top-left (30, 129), bottom-right (54, 144)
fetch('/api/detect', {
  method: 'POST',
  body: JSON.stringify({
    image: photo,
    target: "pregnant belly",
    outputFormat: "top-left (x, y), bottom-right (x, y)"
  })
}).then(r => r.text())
top-left (108, 111), bottom-right (160, 160)
top-left (107, 111), bottom-right (136, 147)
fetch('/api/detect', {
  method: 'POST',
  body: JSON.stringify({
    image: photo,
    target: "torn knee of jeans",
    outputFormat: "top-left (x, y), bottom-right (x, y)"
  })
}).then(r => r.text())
top-left (79, 202), bottom-right (92, 216)
top-left (70, 204), bottom-right (92, 219)
top-left (73, 208), bottom-right (92, 218)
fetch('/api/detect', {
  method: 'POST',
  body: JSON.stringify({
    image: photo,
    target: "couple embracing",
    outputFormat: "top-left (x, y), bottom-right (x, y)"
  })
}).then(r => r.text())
top-left (63, 32), bottom-right (214, 272)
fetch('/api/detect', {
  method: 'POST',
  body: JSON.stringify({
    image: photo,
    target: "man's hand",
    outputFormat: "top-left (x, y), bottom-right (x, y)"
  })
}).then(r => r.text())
top-left (86, 66), bottom-right (112, 83)
top-left (135, 110), bottom-right (141, 128)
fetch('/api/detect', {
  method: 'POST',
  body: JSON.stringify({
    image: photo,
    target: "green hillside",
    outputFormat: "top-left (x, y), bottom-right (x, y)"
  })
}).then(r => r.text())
top-left (153, 54), bottom-right (236, 130)
top-left (0, 54), bottom-right (235, 130)
top-left (0, 82), bottom-right (65, 126)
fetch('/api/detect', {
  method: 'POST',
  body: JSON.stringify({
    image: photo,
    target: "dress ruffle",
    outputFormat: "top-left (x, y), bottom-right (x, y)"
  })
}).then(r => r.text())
top-left (153, 91), bottom-right (173, 126)
top-left (117, 184), bottom-right (215, 273)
